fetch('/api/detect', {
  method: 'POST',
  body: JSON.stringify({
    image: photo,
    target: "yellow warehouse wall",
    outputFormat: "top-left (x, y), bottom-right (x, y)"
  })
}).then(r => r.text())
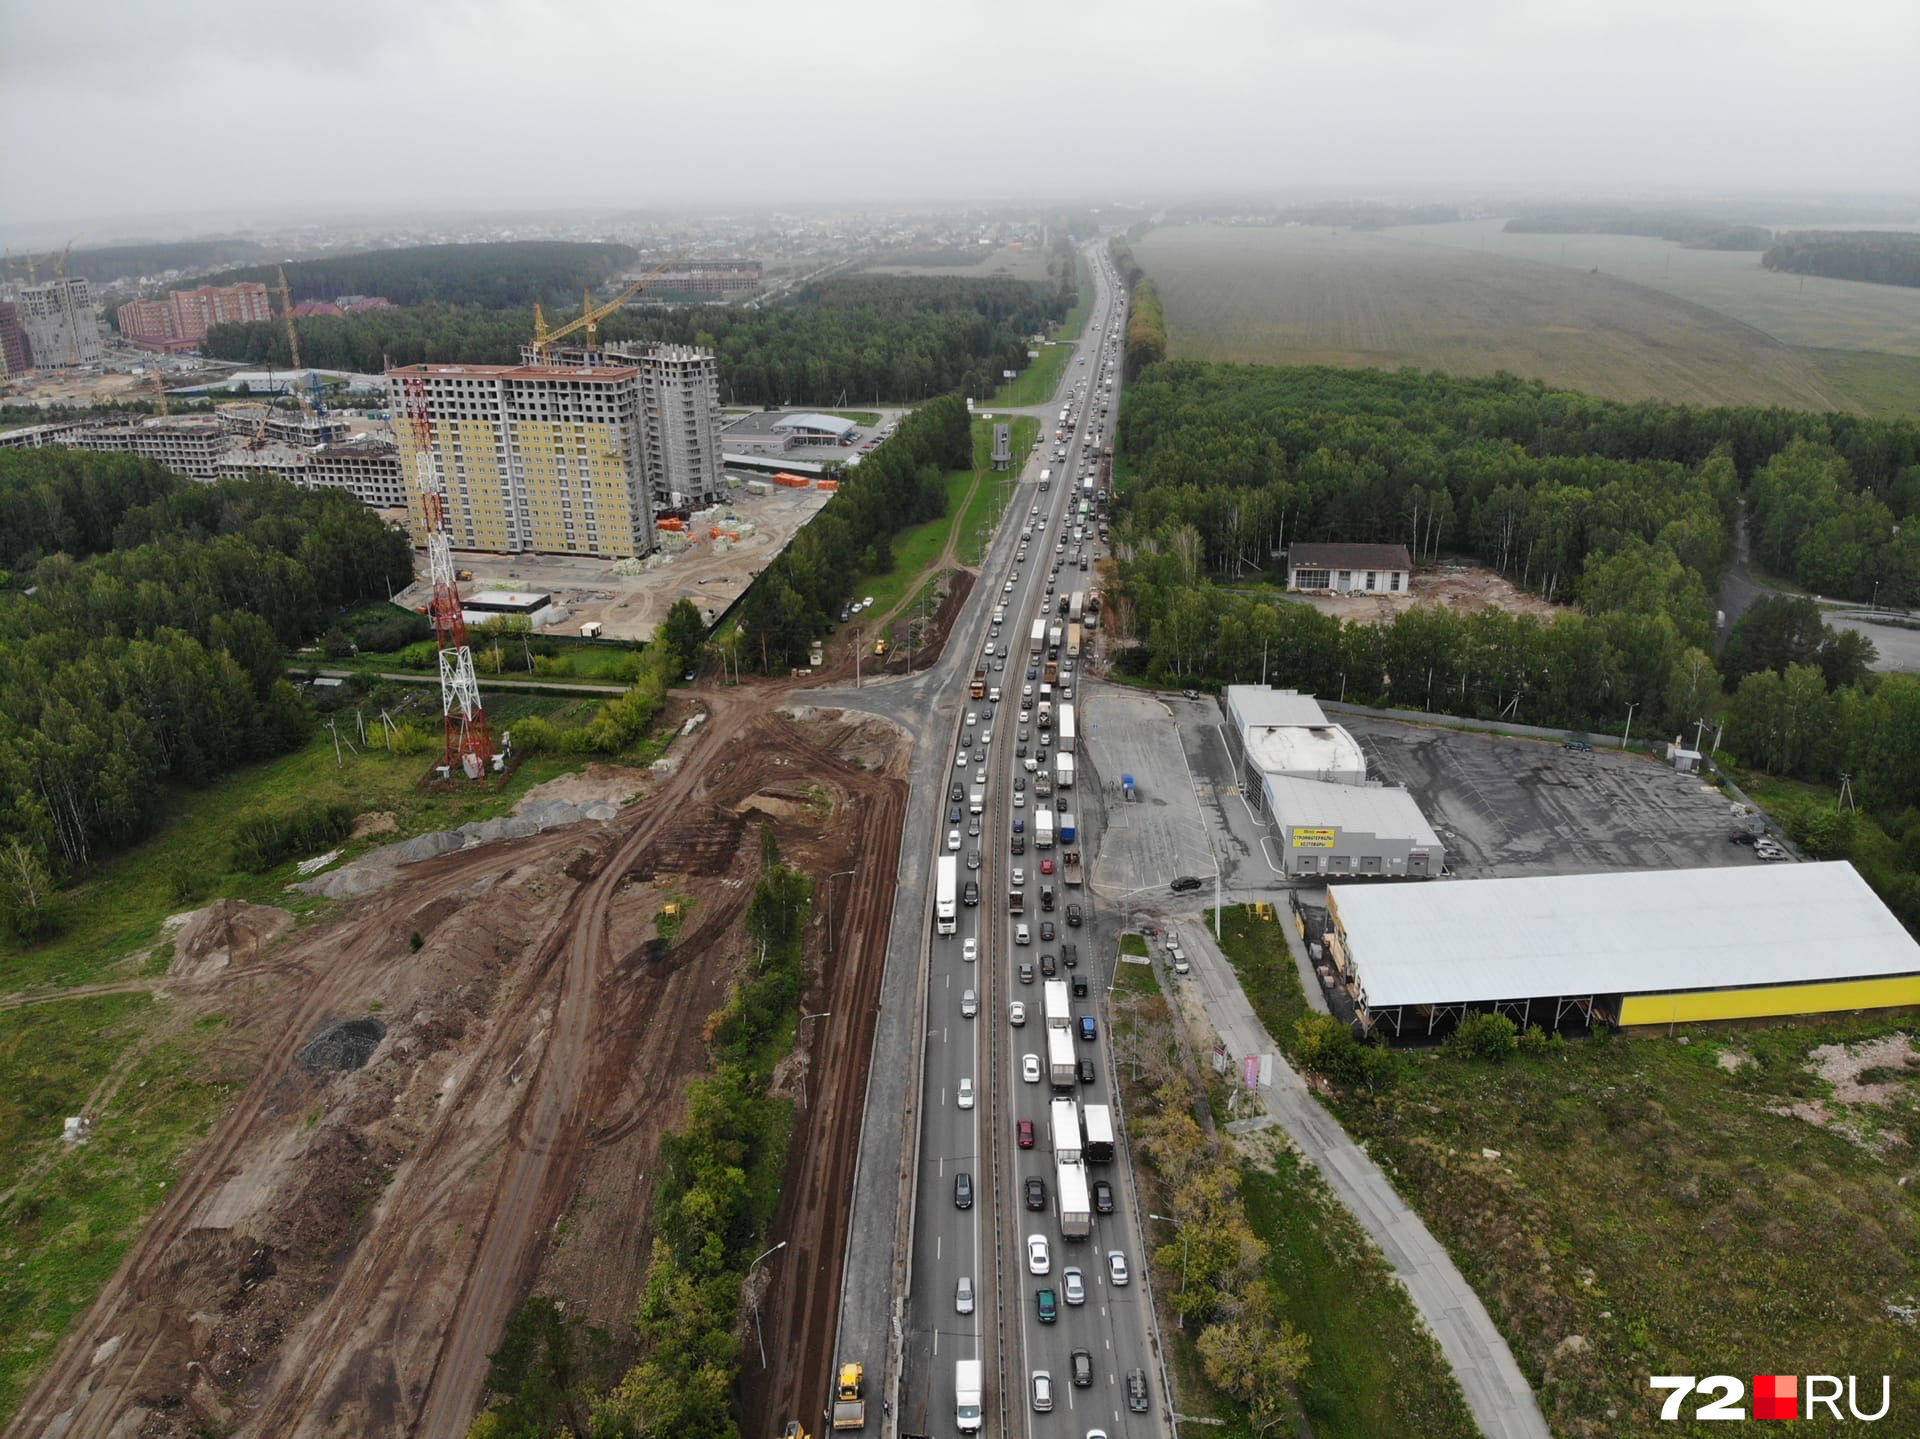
top-left (1620, 974), bottom-right (1920, 1026)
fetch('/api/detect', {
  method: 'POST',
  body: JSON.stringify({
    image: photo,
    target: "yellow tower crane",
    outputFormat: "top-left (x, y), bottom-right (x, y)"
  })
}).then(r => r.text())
top-left (528, 255), bottom-right (683, 363)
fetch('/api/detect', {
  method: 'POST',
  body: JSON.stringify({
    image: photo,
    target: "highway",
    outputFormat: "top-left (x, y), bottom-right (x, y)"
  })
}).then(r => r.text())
top-left (901, 246), bottom-right (1164, 1437)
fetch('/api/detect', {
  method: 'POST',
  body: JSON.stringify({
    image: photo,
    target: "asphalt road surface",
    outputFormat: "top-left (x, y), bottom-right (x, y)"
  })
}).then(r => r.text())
top-left (828, 247), bottom-right (1166, 1436)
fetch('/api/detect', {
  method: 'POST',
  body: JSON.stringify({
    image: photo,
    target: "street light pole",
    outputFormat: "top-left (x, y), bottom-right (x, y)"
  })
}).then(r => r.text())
top-left (1621, 700), bottom-right (1638, 751)
top-left (746, 1239), bottom-right (788, 1370)
top-left (824, 869), bottom-right (855, 954)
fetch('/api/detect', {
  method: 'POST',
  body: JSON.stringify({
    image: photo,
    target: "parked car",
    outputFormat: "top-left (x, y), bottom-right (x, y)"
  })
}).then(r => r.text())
top-left (1171, 875), bottom-right (1203, 893)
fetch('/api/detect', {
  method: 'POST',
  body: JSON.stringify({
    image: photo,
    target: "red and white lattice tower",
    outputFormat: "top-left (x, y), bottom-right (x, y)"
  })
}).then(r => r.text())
top-left (401, 373), bottom-right (494, 778)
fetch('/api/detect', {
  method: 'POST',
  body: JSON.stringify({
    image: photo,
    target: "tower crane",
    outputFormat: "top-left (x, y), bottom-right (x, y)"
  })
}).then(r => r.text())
top-left (528, 254), bottom-right (682, 362)
top-left (276, 267), bottom-right (328, 426)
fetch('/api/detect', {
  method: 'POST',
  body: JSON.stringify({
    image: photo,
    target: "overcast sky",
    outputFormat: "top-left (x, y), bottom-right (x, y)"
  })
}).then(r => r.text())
top-left (3, 0), bottom-right (1915, 238)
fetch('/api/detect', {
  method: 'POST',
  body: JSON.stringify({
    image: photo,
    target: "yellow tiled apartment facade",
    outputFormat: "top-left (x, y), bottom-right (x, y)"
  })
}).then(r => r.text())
top-left (389, 364), bottom-right (656, 559)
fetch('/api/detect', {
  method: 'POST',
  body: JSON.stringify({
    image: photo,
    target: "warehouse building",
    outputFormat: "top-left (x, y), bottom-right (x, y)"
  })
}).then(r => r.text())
top-left (1327, 862), bottom-right (1920, 1037)
top-left (773, 412), bottom-right (857, 448)
top-left (1222, 686), bottom-right (1443, 878)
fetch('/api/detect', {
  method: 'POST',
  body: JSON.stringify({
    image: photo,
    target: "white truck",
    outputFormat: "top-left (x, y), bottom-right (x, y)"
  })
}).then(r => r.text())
top-left (955, 1358), bottom-right (983, 1432)
top-left (1057, 1159), bottom-right (1092, 1240)
top-left (969, 787), bottom-right (984, 815)
top-left (1050, 1096), bottom-right (1082, 1163)
top-left (936, 855), bottom-right (957, 936)
top-left (1082, 1103), bottom-right (1116, 1163)
top-left (1057, 703), bottom-right (1077, 753)
top-left (1048, 1027), bottom-right (1078, 1089)
top-left (1035, 807), bottom-right (1055, 850)
top-left (1029, 617), bottom-right (1046, 656)
top-left (1044, 979), bottom-right (1072, 1031)
top-left (1056, 753), bottom-right (1075, 789)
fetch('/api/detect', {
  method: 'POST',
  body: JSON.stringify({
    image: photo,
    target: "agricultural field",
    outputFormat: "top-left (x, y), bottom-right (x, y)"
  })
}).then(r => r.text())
top-left (1132, 224), bottom-right (1865, 413)
top-left (862, 243), bottom-right (1053, 284)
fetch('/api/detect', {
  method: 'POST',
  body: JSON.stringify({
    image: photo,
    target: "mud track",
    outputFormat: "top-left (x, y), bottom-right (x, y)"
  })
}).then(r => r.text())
top-left (7, 691), bottom-right (906, 1439)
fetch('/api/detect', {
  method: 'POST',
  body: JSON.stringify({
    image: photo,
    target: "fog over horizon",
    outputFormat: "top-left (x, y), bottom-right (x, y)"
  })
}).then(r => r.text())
top-left (3, 0), bottom-right (1915, 240)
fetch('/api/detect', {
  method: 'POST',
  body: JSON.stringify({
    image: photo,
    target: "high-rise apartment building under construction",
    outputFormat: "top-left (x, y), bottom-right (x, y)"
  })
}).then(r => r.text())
top-left (528, 340), bottom-right (726, 510)
top-left (387, 362), bottom-right (656, 559)
top-left (16, 276), bottom-right (103, 368)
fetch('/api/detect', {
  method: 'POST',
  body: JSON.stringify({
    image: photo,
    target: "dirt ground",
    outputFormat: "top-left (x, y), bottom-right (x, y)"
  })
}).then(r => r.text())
top-left (1286, 560), bottom-right (1564, 625)
top-left (7, 689), bottom-right (906, 1439)
top-left (393, 482), bottom-right (835, 643)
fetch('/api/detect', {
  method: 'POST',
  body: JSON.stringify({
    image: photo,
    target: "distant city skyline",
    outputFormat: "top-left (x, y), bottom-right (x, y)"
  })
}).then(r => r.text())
top-left (3, 0), bottom-right (1915, 237)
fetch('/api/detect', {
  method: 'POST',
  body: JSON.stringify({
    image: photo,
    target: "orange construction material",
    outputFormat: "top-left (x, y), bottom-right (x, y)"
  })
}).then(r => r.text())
top-left (771, 471), bottom-right (811, 488)
top-left (815, 478), bottom-right (840, 491)
top-left (656, 517), bottom-right (686, 531)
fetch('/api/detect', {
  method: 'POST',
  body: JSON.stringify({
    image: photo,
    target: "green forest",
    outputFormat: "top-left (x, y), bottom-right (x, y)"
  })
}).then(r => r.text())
top-left (1503, 208), bottom-right (1773, 250)
top-left (1107, 363), bottom-right (1920, 925)
top-left (55, 239), bottom-right (274, 284)
top-left (1762, 230), bottom-right (1920, 289)
top-left (0, 450), bottom-right (415, 937)
top-left (202, 273), bottom-right (1070, 403)
top-left (198, 240), bottom-right (638, 308)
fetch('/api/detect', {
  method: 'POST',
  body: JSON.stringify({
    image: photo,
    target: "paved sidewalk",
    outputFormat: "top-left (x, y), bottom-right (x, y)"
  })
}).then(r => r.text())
top-left (1180, 922), bottom-right (1552, 1439)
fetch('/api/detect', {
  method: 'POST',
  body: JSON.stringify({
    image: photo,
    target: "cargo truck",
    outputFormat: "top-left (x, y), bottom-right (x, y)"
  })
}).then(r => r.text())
top-left (936, 856), bottom-right (957, 935)
top-left (1069, 590), bottom-right (1086, 624)
top-left (1048, 622), bottom-right (1063, 653)
top-left (1057, 704), bottom-right (1077, 753)
top-left (1029, 618), bottom-right (1046, 656)
top-left (1056, 1160), bottom-right (1092, 1240)
top-left (1082, 1104), bottom-right (1116, 1163)
top-left (969, 787), bottom-right (984, 814)
top-left (1035, 808), bottom-right (1055, 850)
top-left (1056, 753), bottom-right (1075, 789)
top-left (832, 1362), bottom-right (867, 1429)
top-left (1044, 979), bottom-right (1072, 1030)
top-left (1009, 888), bottom-right (1025, 915)
top-left (1058, 811), bottom-right (1076, 843)
top-left (1037, 700), bottom-right (1053, 729)
top-left (1050, 1096), bottom-right (1082, 1162)
top-left (1067, 622), bottom-right (1082, 660)
top-left (1042, 659), bottom-right (1059, 684)
top-left (1048, 1027), bottom-right (1078, 1089)
top-left (1062, 848), bottom-right (1083, 886)
top-left (969, 666), bottom-right (985, 700)
top-left (956, 1358), bottom-right (983, 1432)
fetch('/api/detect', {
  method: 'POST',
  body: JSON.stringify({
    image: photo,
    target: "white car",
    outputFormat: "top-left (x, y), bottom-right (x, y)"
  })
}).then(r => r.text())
top-left (1023, 1053), bottom-right (1041, 1083)
top-left (1063, 1267), bottom-right (1085, 1305)
top-left (1023, 684), bottom-right (1034, 697)
top-left (1009, 1000), bottom-right (1027, 1025)
top-left (956, 1275), bottom-right (974, 1314)
top-left (1107, 1250), bottom-right (1130, 1286)
top-left (957, 1077), bottom-right (974, 1109)
top-left (1011, 868), bottom-right (1026, 886)
top-left (947, 829), bottom-right (961, 852)
top-left (961, 988), bottom-right (977, 1018)
top-left (1013, 792), bottom-right (1025, 807)
top-left (1015, 923), bottom-right (1030, 946)
top-left (984, 642), bottom-right (995, 657)
top-left (962, 937), bottom-right (978, 963)
top-left (1027, 1234), bottom-right (1051, 1275)
top-left (1019, 708), bottom-right (1031, 723)
top-left (1032, 1369), bottom-right (1054, 1413)
top-left (956, 750), bottom-right (968, 769)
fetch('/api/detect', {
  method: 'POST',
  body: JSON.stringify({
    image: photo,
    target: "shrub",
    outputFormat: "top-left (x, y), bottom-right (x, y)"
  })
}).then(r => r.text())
top-left (1448, 1011), bottom-right (1519, 1063)
top-left (231, 800), bottom-right (354, 873)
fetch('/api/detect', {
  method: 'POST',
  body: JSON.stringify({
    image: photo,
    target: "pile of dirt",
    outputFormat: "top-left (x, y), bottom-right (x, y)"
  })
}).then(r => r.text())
top-left (166, 900), bottom-right (296, 983)
top-left (511, 763), bottom-right (650, 815)
top-left (351, 811), bottom-right (398, 840)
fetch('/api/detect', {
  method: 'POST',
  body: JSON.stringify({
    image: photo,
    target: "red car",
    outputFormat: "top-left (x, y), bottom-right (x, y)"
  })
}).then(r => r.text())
top-left (1040, 857), bottom-right (1055, 875)
top-left (1017, 1118), bottom-right (1036, 1149)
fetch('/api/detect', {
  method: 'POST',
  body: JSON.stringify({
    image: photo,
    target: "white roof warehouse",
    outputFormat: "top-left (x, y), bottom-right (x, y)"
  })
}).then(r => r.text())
top-left (1328, 862), bottom-right (1920, 1036)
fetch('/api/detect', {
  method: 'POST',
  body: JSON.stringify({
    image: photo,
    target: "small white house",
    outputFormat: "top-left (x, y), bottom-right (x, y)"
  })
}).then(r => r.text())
top-left (1286, 543), bottom-right (1413, 595)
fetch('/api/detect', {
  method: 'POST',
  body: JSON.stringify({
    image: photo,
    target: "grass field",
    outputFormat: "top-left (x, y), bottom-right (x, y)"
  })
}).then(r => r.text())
top-left (1133, 223), bottom-right (1863, 413)
top-left (0, 691), bottom-right (608, 996)
top-left (1211, 906), bottom-right (1479, 1439)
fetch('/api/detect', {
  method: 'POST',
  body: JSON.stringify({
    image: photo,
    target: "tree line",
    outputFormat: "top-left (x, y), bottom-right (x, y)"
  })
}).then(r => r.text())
top-left (1761, 231), bottom-right (1920, 289)
top-left (196, 240), bottom-right (638, 308)
top-left (203, 272), bottom-right (1070, 404)
top-left (0, 451), bottom-right (414, 936)
top-left (735, 393), bottom-right (974, 671)
top-left (1503, 208), bottom-right (1773, 250)
top-left (57, 239), bottom-right (273, 285)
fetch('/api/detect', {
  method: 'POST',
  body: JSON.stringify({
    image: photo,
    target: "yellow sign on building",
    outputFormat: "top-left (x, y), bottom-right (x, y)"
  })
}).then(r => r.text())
top-left (1291, 827), bottom-right (1337, 848)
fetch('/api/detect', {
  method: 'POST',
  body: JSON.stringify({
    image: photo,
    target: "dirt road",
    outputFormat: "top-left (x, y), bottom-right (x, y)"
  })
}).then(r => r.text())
top-left (7, 690), bottom-right (906, 1439)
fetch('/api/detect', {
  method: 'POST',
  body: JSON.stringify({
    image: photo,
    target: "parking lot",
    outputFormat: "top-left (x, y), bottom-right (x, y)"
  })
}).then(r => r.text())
top-left (1080, 682), bottom-right (1225, 900)
top-left (1344, 718), bottom-right (1751, 878)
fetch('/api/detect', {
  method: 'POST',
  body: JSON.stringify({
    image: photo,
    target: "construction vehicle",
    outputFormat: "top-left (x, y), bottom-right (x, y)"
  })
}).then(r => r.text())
top-left (1062, 848), bottom-right (1083, 886)
top-left (782, 1424), bottom-right (813, 1439)
top-left (873, 636), bottom-right (888, 657)
top-left (528, 254), bottom-right (682, 362)
top-left (969, 665), bottom-right (986, 700)
top-left (831, 1361), bottom-right (867, 1429)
